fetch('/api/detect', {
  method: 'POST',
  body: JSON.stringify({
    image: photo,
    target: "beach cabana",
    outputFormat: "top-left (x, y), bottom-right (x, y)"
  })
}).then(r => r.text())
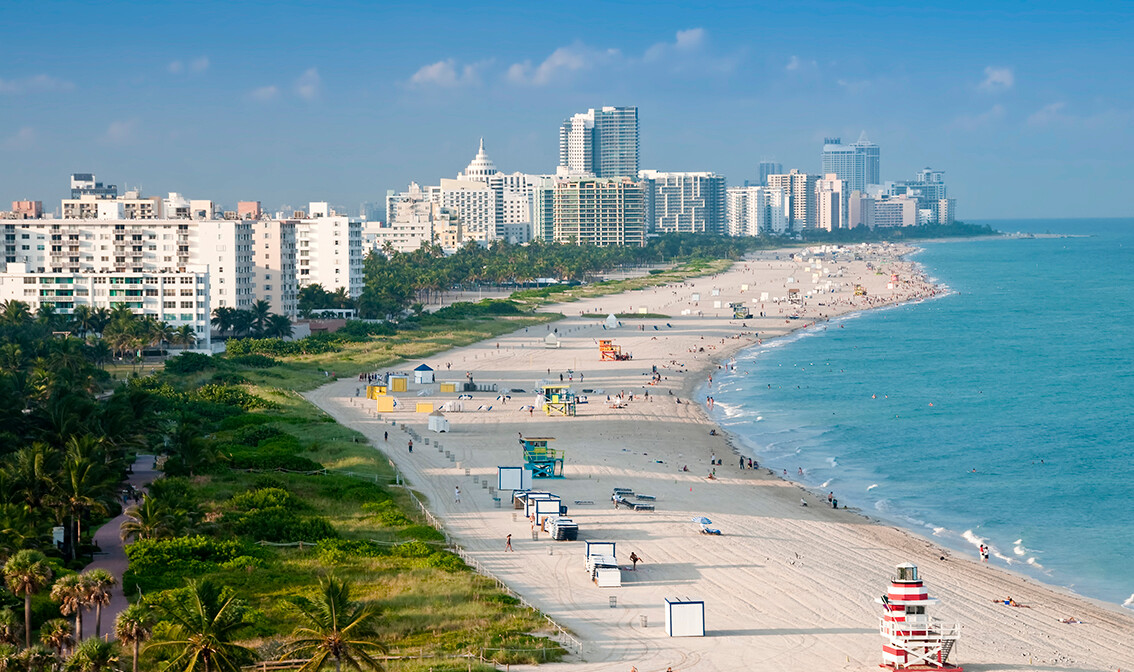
top-left (544, 332), bottom-right (560, 348)
top-left (414, 364), bottom-right (435, 384)
top-left (664, 598), bottom-right (705, 637)
top-left (427, 410), bottom-right (448, 433)
top-left (604, 313), bottom-right (619, 329)
top-left (497, 466), bottom-right (533, 492)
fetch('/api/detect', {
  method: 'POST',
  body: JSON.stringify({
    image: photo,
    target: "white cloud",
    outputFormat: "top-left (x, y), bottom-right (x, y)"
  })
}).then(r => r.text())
top-left (507, 43), bottom-right (620, 86)
top-left (408, 59), bottom-right (485, 88)
top-left (189, 56), bottom-right (210, 73)
top-left (951, 104), bottom-right (1006, 130)
top-left (837, 78), bottom-right (871, 93)
top-left (101, 119), bottom-right (139, 144)
top-left (675, 27), bottom-right (705, 50)
top-left (294, 68), bottom-right (321, 101)
top-left (168, 60), bottom-right (184, 74)
top-left (248, 85), bottom-right (279, 102)
top-left (3, 126), bottom-right (36, 149)
top-left (0, 74), bottom-right (75, 94)
top-left (644, 27), bottom-right (706, 62)
top-left (980, 66), bottom-right (1014, 91)
top-left (786, 55), bottom-right (801, 71)
top-left (1026, 101), bottom-right (1066, 126)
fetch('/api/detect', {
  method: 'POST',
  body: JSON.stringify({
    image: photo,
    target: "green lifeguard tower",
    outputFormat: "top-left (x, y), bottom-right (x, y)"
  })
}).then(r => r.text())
top-left (521, 436), bottom-right (564, 478)
top-left (541, 383), bottom-right (577, 417)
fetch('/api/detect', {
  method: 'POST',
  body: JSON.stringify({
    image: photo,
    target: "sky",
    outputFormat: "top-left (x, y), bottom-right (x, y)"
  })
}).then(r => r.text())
top-left (2, 0), bottom-right (1132, 220)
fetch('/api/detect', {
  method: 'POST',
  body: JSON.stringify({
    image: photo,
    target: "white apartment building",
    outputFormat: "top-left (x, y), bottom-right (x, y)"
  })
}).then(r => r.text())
top-left (0, 218), bottom-right (253, 318)
top-left (251, 219), bottom-right (298, 317)
top-left (292, 207), bottom-right (363, 298)
top-left (873, 195), bottom-right (919, 228)
top-left (436, 179), bottom-right (496, 244)
top-left (815, 174), bottom-right (847, 231)
top-left (532, 176), bottom-right (647, 247)
top-left (0, 262), bottom-right (212, 349)
top-left (558, 107), bottom-right (639, 178)
top-left (767, 170), bottom-right (819, 230)
top-left (454, 140), bottom-right (538, 243)
top-left (725, 186), bottom-right (789, 237)
top-left (639, 170), bottom-right (727, 235)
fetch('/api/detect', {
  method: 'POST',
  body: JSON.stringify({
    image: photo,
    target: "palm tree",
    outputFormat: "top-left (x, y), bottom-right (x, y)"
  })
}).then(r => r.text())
top-left (144, 579), bottom-right (256, 672)
top-left (56, 457), bottom-right (111, 561)
top-left (279, 576), bottom-right (387, 672)
top-left (2, 550), bottom-right (53, 648)
top-left (39, 618), bottom-right (73, 657)
top-left (249, 300), bottom-right (272, 337)
top-left (0, 300), bottom-right (33, 326)
top-left (81, 569), bottom-right (116, 639)
top-left (0, 643), bottom-right (19, 672)
top-left (145, 319), bottom-right (175, 356)
top-left (172, 325), bottom-right (197, 351)
top-left (70, 305), bottom-right (94, 337)
top-left (114, 604), bottom-right (152, 672)
top-left (229, 310), bottom-right (253, 339)
top-left (120, 495), bottom-right (171, 542)
top-left (51, 574), bottom-right (84, 642)
top-left (0, 609), bottom-right (20, 647)
top-left (64, 638), bottom-right (121, 672)
top-left (264, 314), bottom-right (293, 339)
top-left (89, 307), bottom-right (111, 335)
top-left (16, 644), bottom-right (56, 672)
top-left (210, 307), bottom-right (235, 338)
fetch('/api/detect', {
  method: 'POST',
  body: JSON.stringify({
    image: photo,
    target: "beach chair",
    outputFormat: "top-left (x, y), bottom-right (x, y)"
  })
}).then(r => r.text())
top-left (631, 502), bottom-right (655, 512)
top-left (699, 525), bottom-right (721, 535)
top-left (634, 494), bottom-right (656, 501)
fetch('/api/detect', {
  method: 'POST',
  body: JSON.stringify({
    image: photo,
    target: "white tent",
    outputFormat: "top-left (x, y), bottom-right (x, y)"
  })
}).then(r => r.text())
top-left (604, 314), bottom-right (619, 329)
top-left (544, 332), bottom-right (560, 348)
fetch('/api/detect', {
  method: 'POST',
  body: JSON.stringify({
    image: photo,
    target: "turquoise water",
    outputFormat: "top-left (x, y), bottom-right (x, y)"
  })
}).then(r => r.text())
top-left (709, 219), bottom-right (1134, 608)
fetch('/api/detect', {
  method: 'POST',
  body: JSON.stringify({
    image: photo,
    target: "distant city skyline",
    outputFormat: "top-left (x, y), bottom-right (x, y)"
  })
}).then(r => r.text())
top-left (1, 1), bottom-right (1131, 220)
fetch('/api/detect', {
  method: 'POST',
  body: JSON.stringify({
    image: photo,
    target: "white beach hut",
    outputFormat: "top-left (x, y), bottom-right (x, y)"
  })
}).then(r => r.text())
top-left (604, 314), bottom-right (619, 329)
top-left (427, 410), bottom-right (449, 433)
top-left (414, 364), bottom-right (435, 384)
top-left (664, 598), bottom-right (706, 637)
top-left (544, 332), bottom-right (560, 348)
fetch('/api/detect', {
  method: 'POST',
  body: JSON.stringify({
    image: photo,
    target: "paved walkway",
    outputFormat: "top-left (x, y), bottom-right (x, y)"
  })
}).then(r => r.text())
top-left (80, 454), bottom-right (159, 640)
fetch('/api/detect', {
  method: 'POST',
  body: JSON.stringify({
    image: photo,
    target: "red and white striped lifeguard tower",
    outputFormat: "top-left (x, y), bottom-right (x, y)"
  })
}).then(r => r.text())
top-left (876, 563), bottom-right (961, 671)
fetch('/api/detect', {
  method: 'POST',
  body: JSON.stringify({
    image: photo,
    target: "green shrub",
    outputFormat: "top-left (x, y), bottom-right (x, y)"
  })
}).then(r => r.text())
top-left (233, 425), bottom-right (285, 447)
top-left (229, 507), bottom-right (338, 543)
top-left (229, 487), bottom-right (300, 512)
top-left (401, 524), bottom-right (446, 542)
top-left (425, 550), bottom-right (466, 572)
top-left (219, 414), bottom-right (275, 431)
top-left (389, 540), bottom-right (433, 558)
top-left (210, 372), bottom-right (249, 385)
top-left (315, 538), bottom-right (386, 565)
top-left (163, 352), bottom-right (214, 374)
top-left (219, 555), bottom-right (265, 571)
top-left (194, 384), bottom-right (275, 410)
top-left (228, 451), bottom-right (322, 472)
top-left (361, 500), bottom-right (411, 526)
top-left (124, 536), bottom-right (254, 593)
top-left (228, 354), bottom-right (279, 368)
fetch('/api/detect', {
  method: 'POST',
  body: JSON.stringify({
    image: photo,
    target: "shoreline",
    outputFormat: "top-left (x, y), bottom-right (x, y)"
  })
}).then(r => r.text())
top-left (306, 243), bottom-right (1134, 671)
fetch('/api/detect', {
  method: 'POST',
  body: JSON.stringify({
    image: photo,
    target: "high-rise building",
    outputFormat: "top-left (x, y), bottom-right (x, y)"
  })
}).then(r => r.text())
top-left (250, 219), bottom-right (297, 317)
top-left (533, 176), bottom-right (646, 247)
top-left (848, 191), bottom-right (875, 229)
top-left (639, 170), bottom-right (727, 234)
top-left (558, 107), bottom-right (639, 178)
top-left (815, 174), bottom-right (847, 231)
top-left (757, 161), bottom-right (782, 187)
top-left (69, 173), bottom-right (117, 200)
top-left (873, 195), bottom-right (919, 228)
top-left (726, 186), bottom-right (789, 237)
top-left (821, 133), bottom-right (879, 193)
top-left (889, 168), bottom-right (952, 223)
top-left (291, 208), bottom-right (364, 298)
top-left (766, 170), bottom-right (819, 230)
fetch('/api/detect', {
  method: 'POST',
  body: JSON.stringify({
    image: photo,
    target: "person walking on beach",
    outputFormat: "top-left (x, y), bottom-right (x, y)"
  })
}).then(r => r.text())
top-left (455, 486), bottom-right (461, 503)
top-left (384, 430), bottom-right (388, 442)
top-left (629, 552), bottom-right (641, 570)
top-left (408, 439), bottom-right (413, 453)
top-left (505, 534), bottom-right (513, 552)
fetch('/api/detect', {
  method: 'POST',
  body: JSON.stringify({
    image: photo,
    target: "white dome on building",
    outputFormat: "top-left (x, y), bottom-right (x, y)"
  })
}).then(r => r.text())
top-left (460, 138), bottom-right (499, 181)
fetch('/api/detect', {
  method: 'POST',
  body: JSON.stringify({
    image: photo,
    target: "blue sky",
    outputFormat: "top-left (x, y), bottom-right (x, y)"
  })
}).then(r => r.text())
top-left (2, 0), bottom-right (1131, 219)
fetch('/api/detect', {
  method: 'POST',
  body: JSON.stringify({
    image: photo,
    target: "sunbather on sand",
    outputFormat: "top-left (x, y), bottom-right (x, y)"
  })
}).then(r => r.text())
top-left (992, 597), bottom-right (1030, 607)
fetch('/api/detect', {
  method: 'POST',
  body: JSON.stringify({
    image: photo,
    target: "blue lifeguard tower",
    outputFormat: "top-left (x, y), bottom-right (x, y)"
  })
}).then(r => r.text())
top-left (521, 436), bottom-right (564, 478)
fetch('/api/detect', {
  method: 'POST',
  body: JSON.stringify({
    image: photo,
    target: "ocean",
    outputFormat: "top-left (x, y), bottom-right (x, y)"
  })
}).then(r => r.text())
top-left (708, 218), bottom-right (1134, 609)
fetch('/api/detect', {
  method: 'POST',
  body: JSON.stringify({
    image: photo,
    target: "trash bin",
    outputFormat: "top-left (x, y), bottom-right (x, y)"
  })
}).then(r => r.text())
top-left (640, 615), bottom-right (648, 628)
top-left (609, 596), bottom-right (617, 608)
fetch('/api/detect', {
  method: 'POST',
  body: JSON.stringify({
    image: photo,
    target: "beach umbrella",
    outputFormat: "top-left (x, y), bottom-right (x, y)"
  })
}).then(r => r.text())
top-left (691, 516), bottom-right (712, 525)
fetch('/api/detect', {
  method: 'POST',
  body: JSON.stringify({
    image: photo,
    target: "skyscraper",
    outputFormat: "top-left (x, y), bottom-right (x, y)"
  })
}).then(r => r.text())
top-left (757, 161), bottom-right (783, 187)
top-left (821, 133), bottom-right (880, 193)
top-left (767, 170), bottom-right (818, 230)
top-left (558, 107), bottom-right (639, 178)
top-left (639, 170), bottom-right (727, 234)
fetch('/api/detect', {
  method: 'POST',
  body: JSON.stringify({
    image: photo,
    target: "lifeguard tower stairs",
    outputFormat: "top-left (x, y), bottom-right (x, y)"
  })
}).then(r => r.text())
top-left (520, 436), bottom-right (564, 478)
top-left (599, 339), bottom-right (631, 361)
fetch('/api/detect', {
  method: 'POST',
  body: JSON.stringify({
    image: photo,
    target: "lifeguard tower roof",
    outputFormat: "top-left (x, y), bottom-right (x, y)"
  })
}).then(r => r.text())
top-left (520, 436), bottom-right (556, 442)
top-left (414, 364), bottom-right (433, 371)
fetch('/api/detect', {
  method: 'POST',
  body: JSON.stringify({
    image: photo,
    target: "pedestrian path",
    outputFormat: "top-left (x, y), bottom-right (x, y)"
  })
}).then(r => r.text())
top-left (80, 454), bottom-right (159, 640)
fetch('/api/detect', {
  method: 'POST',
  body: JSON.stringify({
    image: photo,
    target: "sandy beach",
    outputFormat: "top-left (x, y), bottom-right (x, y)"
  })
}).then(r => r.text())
top-left (306, 243), bottom-right (1134, 672)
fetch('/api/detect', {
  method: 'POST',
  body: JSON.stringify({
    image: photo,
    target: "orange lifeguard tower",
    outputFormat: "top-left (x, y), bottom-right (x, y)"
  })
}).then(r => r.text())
top-left (599, 339), bottom-right (631, 361)
top-left (877, 563), bottom-right (961, 671)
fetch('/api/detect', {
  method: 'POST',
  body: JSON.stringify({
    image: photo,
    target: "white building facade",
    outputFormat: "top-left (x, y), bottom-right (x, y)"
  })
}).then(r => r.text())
top-left (639, 170), bottom-right (727, 235)
top-left (725, 186), bottom-right (789, 237)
